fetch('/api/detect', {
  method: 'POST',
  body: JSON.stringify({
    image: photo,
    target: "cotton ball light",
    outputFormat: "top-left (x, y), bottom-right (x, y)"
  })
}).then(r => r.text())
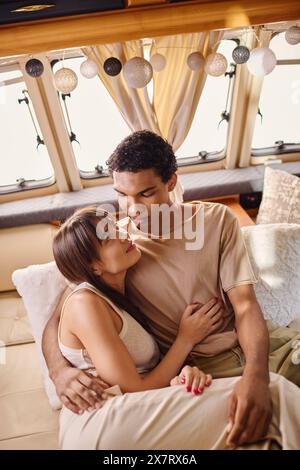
top-left (247, 47), bottom-right (277, 76)
top-left (232, 45), bottom-right (250, 64)
top-left (25, 58), bottom-right (44, 77)
top-left (150, 53), bottom-right (166, 72)
top-left (285, 26), bottom-right (300, 45)
top-left (204, 52), bottom-right (228, 77)
top-left (187, 52), bottom-right (205, 71)
top-left (80, 59), bottom-right (99, 78)
top-left (54, 67), bottom-right (78, 93)
top-left (123, 57), bottom-right (153, 88)
top-left (103, 57), bottom-right (122, 76)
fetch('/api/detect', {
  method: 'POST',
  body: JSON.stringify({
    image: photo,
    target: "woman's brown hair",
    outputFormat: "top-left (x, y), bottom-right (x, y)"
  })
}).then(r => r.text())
top-left (53, 205), bottom-right (148, 328)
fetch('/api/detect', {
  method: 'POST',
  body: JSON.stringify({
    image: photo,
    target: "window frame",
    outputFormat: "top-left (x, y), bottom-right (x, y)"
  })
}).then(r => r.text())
top-left (251, 55), bottom-right (300, 157)
top-left (0, 62), bottom-right (56, 194)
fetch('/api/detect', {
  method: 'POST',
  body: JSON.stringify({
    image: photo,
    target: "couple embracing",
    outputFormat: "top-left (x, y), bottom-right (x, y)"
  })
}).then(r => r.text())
top-left (43, 131), bottom-right (300, 450)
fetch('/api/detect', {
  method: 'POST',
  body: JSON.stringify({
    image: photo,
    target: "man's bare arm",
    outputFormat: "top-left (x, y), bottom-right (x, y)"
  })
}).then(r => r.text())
top-left (226, 284), bottom-right (272, 447)
top-left (42, 287), bottom-right (71, 378)
top-left (42, 287), bottom-right (109, 414)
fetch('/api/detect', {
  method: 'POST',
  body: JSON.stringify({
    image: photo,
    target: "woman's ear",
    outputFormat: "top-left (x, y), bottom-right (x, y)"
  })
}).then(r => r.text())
top-left (168, 173), bottom-right (177, 192)
top-left (91, 260), bottom-right (104, 277)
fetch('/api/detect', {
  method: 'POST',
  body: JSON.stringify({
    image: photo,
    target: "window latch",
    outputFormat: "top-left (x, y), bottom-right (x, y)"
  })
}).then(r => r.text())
top-left (198, 151), bottom-right (208, 160)
top-left (95, 164), bottom-right (104, 175)
top-left (275, 140), bottom-right (285, 149)
top-left (16, 177), bottom-right (35, 187)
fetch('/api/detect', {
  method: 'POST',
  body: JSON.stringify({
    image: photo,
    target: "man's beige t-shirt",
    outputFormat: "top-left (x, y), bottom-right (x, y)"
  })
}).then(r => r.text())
top-left (125, 202), bottom-right (258, 358)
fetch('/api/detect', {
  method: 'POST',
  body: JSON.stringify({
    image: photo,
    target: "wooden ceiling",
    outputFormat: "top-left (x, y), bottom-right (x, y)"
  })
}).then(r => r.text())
top-left (0, 0), bottom-right (299, 58)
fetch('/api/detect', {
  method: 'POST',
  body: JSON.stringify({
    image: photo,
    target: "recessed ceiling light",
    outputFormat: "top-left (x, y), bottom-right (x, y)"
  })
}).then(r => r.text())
top-left (11, 4), bottom-right (55, 13)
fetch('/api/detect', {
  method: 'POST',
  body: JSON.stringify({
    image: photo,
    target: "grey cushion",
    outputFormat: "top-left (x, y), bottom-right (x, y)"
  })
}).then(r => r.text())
top-left (1, 161), bottom-right (300, 229)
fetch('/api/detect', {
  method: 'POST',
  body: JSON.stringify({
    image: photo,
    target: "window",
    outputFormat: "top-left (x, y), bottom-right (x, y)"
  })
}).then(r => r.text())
top-left (0, 67), bottom-right (54, 192)
top-left (252, 32), bottom-right (300, 156)
top-left (176, 39), bottom-right (236, 163)
top-left (54, 42), bottom-right (236, 177)
top-left (52, 57), bottom-right (131, 176)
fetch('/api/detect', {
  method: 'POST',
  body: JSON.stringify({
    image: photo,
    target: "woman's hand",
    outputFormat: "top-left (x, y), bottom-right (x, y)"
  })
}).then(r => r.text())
top-left (170, 365), bottom-right (212, 395)
top-left (178, 298), bottom-right (225, 348)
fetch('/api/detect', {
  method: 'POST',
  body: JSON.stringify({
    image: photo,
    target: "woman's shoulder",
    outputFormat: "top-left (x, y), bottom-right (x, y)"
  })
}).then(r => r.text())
top-left (64, 287), bottom-right (115, 322)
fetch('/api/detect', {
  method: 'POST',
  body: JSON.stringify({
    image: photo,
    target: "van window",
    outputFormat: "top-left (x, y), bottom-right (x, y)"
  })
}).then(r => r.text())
top-left (176, 39), bottom-right (236, 163)
top-left (52, 57), bottom-right (131, 176)
top-left (0, 67), bottom-right (54, 192)
top-left (252, 32), bottom-right (300, 156)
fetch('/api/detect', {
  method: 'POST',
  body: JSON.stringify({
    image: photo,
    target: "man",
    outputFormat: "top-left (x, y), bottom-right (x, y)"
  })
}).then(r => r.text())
top-left (42, 130), bottom-right (300, 448)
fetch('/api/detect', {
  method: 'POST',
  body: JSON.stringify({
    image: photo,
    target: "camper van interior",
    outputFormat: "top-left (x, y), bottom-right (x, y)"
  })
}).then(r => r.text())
top-left (1, 0), bottom-right (300, 451)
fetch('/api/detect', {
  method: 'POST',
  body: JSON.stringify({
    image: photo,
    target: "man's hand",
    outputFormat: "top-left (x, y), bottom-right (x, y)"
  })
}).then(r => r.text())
top-left (226, 374), bottom-right (273, 448)
top-left (53, 364), bottom-right (110, 414)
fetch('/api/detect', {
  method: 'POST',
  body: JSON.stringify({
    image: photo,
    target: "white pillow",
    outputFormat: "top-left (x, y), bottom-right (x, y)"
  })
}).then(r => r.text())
top-left (12, 261), bottom-right (68, 410)
top-left (241, 223), bottom-right (300, 326)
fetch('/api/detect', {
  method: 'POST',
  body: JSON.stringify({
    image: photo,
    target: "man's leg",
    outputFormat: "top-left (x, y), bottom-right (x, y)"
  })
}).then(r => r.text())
top-left (189, 346), bottom-right (245, 379)
top-left (268, 323), bottom-right (300, 387)
top-left (191, 322), bottom-right (300, 387)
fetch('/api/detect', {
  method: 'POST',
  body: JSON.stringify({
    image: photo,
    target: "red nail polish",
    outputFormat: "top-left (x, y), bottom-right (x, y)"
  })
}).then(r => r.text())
top-left (186, 385), bottom-right (191, 392)
top-left (198, 387), bottom-right (204, 394)
top-left (181, 378), bottom-right (185, 384)
top-left (193, 389), bottom-right (198, 395)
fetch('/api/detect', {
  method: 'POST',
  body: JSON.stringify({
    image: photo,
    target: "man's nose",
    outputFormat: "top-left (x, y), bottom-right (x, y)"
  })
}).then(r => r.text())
top-left (120, 196), bottom-right (141, 213)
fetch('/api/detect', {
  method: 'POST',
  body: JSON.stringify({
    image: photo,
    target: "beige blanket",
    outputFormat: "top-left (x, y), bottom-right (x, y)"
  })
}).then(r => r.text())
top-left (59, 372), bottom-right (300, 450)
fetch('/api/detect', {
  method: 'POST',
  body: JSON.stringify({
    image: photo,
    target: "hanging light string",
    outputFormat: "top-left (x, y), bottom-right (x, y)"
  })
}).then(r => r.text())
top-left (240, 27), bottom-right (262, 47)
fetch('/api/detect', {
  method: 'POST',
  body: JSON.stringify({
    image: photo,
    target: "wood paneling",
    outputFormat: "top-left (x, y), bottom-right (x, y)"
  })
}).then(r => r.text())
top-left (0, 0), bottom-right (300, 57)
top-left (126, 0), bottom-right (169, 7)
top-left (191, 195), bottom-right (256, 226)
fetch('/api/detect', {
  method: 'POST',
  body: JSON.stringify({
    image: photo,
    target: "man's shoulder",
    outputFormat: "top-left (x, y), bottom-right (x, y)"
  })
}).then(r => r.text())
top-left (185, 201), bottom-right (231, 218)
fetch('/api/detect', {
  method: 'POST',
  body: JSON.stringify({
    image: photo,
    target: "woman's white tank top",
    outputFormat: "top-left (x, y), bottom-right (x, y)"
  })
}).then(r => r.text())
top-left (58, 281), bottom-right (160, 375)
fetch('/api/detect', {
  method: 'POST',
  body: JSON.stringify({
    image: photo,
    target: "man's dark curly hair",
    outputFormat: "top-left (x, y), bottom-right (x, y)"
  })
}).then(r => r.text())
top-left (106, 130), bottom-right (178, 183)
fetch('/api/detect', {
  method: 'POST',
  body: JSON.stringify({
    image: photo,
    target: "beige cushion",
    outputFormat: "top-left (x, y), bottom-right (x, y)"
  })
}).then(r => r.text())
top-left (257, 167), bottom-right (300, 224)
top-left (0, 291), bottom-right (33, 346)
top-left (0, 431), bottom-right (59, 450)
top-left (0, 224), bottom-right (58, 292)
top-left (0, 343), bottom-right (59, 449)
top-left (12, 262), bottom-right (68, 410)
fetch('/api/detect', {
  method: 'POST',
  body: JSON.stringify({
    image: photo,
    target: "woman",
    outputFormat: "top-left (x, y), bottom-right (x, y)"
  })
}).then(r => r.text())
top-left (53, 206), bottom-right (300, 450)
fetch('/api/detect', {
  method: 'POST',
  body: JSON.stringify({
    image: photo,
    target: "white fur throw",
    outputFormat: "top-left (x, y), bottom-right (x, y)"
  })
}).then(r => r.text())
top-left (241, 223), bottom-right (300, 326)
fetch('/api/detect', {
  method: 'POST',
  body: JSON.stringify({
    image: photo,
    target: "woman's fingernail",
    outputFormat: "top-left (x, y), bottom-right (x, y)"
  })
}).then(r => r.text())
top-left (181, 378), bottom-right (186, 384)
top-left (186, 385), bottom-right (191, 392)
top-left (193, 389), bottom-right (198, 395)
top-left (198, 387), bottom-right (204, 394)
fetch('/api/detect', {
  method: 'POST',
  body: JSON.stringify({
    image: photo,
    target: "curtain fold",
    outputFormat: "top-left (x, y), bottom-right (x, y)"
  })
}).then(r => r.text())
top-left (83, 30), bottom-right (223, 202)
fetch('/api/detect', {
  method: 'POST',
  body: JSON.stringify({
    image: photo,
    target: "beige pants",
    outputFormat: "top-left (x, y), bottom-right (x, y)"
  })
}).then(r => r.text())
top-left (59, 373), bottom-right (300, 450)
top-left (190, 323), bottom-right (300, 387)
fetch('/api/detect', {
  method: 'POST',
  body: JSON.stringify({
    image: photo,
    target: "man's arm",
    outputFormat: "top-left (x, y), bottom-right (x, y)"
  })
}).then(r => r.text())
top-left (42, 287), bottom-right (70, 377)
top-left (42, 287), bottom-right (109, 414)
top-left (226, 284), bottom-right (273, 447)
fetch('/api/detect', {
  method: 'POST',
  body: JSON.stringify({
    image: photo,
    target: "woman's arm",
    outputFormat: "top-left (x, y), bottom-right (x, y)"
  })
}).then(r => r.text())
top-left (42, 287), bottom-right (110, 413)
top-left (69, 292), bottom-right (223, 393)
